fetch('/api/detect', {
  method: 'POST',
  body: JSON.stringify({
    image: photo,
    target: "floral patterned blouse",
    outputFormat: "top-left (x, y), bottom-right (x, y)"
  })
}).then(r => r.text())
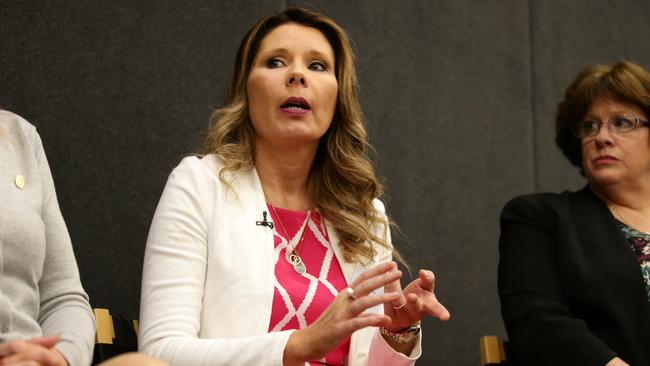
top-left (615, 220), bottom-right (650, 303)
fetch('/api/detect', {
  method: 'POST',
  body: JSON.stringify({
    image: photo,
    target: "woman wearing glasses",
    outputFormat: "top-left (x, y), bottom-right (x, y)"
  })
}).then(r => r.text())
top-left (499, 61), bottom-right (650, 366)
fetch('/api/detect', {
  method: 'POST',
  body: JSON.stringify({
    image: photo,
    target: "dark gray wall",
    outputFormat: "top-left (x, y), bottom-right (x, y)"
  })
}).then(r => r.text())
top-left (531, 1), bottom-right (650, 192)
top-left (3, 1), bottom-right (649, 364)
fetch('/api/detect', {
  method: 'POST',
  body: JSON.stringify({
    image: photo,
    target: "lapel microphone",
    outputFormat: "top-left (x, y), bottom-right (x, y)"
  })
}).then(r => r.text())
top-left (256, 211), bottom-right (274, 229)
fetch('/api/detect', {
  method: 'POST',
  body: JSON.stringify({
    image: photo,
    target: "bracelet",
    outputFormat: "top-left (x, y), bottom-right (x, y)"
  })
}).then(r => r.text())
top-left (379, 324), bottom-right (421, 344)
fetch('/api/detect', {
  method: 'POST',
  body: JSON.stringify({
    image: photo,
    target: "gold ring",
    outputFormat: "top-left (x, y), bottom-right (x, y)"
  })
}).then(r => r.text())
top-left (345, 287), bottom-right (356, 300)
top-left (392, 301), bottom-right (407, 310)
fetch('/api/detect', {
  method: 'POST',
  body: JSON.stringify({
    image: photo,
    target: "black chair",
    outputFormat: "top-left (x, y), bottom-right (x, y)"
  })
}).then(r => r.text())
top-left (92, 308), bottom-right (139, 365)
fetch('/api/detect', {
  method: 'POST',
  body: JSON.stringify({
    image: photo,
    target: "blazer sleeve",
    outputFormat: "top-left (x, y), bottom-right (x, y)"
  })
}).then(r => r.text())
top-left (498, 195), bottom-right (616, 366)
top-left (31, 127), bottom-right (95, 366)
top-left (138, 158), bottom-right (293, 366)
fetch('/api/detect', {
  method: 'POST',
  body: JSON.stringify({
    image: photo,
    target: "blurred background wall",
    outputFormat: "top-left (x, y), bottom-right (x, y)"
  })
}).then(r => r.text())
top-left (3, 1), bottom-right (650, 364)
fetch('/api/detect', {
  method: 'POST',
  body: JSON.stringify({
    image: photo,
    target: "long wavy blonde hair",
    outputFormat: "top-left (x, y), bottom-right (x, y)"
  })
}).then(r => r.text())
top-left (203, 7), bottom-right (403, 265)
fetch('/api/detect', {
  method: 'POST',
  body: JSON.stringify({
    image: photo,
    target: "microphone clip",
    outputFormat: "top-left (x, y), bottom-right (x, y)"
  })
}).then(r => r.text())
top-left (256, 211), bottom-right (274, 229)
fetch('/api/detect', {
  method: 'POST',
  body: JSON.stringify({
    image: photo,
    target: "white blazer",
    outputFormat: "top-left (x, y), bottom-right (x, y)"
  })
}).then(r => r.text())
top-left (138, 155), bottom-right (421, 366)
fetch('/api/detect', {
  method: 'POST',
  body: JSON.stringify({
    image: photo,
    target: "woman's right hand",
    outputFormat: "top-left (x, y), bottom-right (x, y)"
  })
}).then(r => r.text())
top-left (282, 261), bottom-right (402, 366)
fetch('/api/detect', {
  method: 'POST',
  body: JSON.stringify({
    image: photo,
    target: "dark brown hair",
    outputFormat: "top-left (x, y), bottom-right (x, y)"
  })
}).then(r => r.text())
top-left (556, 61), bottom-right (650, 170)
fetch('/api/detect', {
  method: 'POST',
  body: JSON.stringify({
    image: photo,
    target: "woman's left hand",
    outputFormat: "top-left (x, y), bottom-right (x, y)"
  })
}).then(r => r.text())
top-left (383, 268), bottom-right (450, 332)
top-left (0, 336), bottom-right (68, 366)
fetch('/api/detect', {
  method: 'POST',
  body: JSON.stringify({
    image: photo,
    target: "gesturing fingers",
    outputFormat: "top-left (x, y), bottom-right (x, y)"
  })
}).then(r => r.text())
top-left (408, 270), bottom-right (450, 321)
top-left (341, 262), bottom-right (404, 318)
top-left (383, 265), bottom-right (406, 310)
top-left (387, 268), bottom-right (451, 327)
top-left (349, 262), bottom-right (397, 289)
top-left (418, 270), bottom-right (451, 321)
top-left (418, 269), bottom-right (435, 291)
top-left (346, 291), bottom-right (401, 317)
top-left (354, 271), bottom-right (401, 298)
top-left (420, 294), bottom-right (451, 321)
top-left (343, 312), bottom-right (391, 333)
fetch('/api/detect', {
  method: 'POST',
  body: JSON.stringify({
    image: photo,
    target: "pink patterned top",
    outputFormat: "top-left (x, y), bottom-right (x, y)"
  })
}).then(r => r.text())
top-left (267, 205), bottom-right (350, 366)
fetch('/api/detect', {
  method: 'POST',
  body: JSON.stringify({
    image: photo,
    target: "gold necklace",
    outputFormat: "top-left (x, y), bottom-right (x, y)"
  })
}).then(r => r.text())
top-left (268, 203), bottom-right (311, 274)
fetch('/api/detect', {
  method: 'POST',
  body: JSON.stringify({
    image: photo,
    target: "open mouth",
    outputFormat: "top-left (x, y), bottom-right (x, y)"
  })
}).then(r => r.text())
top-left (281, 97), bottom-right (311, 111)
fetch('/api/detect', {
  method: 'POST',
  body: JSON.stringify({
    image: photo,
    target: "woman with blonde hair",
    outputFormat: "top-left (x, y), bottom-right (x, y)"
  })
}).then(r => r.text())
top-left (139, 7), bottom-right (449, 366)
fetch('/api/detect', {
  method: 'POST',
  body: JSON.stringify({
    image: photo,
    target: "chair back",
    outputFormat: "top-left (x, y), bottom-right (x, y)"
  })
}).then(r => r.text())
top-left (93, 308), bottom-right (138, 365)
top-left (479, 335), bottom-right (508, 365)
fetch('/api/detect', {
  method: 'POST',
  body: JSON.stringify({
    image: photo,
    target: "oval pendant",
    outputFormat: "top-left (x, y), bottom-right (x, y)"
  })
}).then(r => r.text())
top-left (288, 252), bottom-right (306, 274)
top-left (288, 252), bottom-right (302, 266)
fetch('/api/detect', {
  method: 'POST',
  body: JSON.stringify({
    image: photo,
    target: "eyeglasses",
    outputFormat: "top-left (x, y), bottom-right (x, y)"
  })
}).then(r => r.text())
top-left (572, 116), bottom-right (650, 138)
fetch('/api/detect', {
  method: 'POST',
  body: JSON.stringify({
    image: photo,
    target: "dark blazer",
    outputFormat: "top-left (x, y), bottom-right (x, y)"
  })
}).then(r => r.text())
top-left (498, 186), bottom-right (650, 366)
